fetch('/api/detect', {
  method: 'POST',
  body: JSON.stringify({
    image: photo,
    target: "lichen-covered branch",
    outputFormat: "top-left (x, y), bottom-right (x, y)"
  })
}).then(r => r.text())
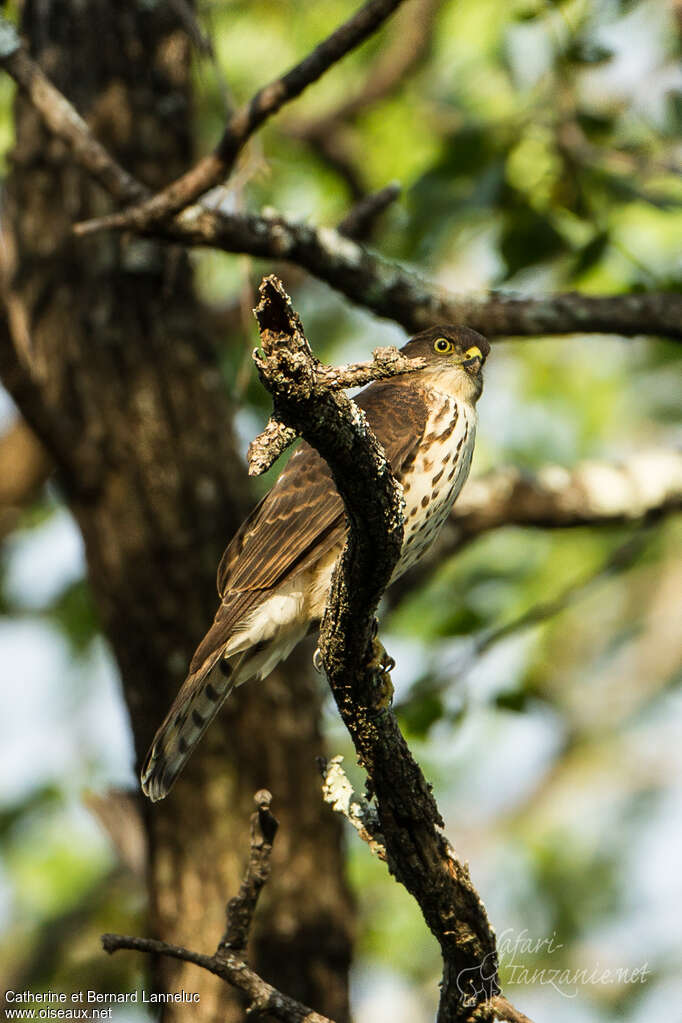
top-left (74, 0), bottom-right (408, 236)
top-left (102, 792), bottom-right (332, 1023)
top-left (247, 415), bottom-right (300, 478)
top-left (320, 756), bottom-right (387, 861)
top-left (251, 275), bottom-right (531, 1023)
top-left (247, 344), bottom-right (425, 476)
top-left (167, 206), bottom-right (682, 339)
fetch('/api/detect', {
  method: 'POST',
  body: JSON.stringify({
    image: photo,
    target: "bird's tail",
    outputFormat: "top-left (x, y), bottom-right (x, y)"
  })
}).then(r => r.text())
top-left (140, 650), bottom-right (243, 802)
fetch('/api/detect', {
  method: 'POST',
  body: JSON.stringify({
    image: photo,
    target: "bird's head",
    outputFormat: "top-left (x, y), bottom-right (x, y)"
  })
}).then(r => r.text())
top-left (401, 325), bottom-right (490, 404)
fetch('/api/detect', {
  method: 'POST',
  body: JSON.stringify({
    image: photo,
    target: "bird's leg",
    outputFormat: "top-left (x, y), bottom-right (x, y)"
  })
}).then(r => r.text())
top-left (314, 622), bottom-right (395, 713)
top-left (366, 620), bottom-right (395, 714)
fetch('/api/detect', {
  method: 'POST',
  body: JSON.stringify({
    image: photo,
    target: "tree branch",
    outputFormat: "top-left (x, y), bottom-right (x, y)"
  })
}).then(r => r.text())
top-left (0, 17), bottom-right (144, 205)
top-left (337, 182), bottom-right (402, 239)
top-left (0, 36), bottom-right (677, 340)
top-left (165, 206), bottom-right (682, 339)
top-left (101, 936), bottom-right (332, 1023)
top-left (251, 275), bottom-right (532, 1023)
top-left (450, 448), bottom-right (682, 540)
top-left (218, 789), bottom-right (278, 956)
top-left (102, 791), bottom-right (332, 1023)
top-left (288, 0), bottom-right (441, 195)
top-left (247, 344), bottom-right (425, 476)
top-left (74, 0), bottom-right (408, 236)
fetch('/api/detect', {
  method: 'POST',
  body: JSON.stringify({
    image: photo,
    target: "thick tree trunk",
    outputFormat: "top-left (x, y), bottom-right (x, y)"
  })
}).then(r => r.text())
top-left (0, 3), bottom-right (353, 1020)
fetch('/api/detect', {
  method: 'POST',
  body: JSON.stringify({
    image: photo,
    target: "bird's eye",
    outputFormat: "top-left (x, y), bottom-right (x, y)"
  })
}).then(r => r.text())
top-left (434, 337), bottom-right (453, 354)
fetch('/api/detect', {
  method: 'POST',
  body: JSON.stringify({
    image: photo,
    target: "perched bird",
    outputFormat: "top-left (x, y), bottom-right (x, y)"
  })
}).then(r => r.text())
top-left (141, 325), bottom-right (489, 801)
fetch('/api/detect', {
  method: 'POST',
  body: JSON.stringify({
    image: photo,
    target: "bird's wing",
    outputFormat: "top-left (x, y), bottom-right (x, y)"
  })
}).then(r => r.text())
top-left (219, 379), bottom-right (429, 595)
top-left (216, 443), bottom-right (342, 596)
top-left (141, 379), bottom-right (429, 800)
top-left (189, 379), bottom-right (429, 672)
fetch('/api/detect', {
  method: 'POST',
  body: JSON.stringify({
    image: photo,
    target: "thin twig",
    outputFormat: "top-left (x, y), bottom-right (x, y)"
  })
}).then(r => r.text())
top-left (397, 523), bottom-right (659, 718)
top-left (102, 934), bottom-right (333, 1023)
top-left (102, 793), bottom-right (332, 1023)
top-left (474, 522), bottom-right (656, 659)
top-left (0, 16), bottom-right (144, 205)
top-left (297, 0), bottom-right (441, 128)
top-left (219, 789), bottom-right (279, 955)
top-left (74, 0), bottom-right (408, 236)
top-left (337, 182), bottom-right (402, 239)
top-left (289, 0), bottom-right (441, 193)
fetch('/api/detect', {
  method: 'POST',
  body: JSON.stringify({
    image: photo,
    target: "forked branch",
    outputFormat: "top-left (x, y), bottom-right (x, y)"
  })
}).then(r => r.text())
top-left (247, 343), bottom-right (425, 476)
top-left (251, 275), bottom-right (533, 1023)
top-left (102, 791), bottom-right (333, 1023)
top-left (74, 0), bottom-right (408, 236)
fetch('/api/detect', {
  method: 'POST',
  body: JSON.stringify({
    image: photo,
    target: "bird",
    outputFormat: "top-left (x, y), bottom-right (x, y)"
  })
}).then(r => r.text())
top-left (141, 325), bottom-right (490, 801)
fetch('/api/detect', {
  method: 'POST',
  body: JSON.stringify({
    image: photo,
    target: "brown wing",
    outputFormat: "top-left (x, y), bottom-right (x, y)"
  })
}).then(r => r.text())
top-left (190, 379), bottom-right (428, 671)
top-left (216, 445), bottom-right (341, 596)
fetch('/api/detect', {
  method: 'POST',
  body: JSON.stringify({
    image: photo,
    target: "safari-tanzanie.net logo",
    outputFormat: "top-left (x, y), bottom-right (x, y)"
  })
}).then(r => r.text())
top-left (455, 928), bottom-right (650, 1005)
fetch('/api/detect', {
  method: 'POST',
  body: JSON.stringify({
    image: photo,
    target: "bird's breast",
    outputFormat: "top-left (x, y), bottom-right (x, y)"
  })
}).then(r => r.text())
top-left (395, 395), bottom-right (476, 579)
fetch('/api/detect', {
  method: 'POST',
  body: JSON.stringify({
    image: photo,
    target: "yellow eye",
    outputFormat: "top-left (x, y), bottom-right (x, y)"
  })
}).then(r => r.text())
top-left (434, 337), bottom-right (454, 354)
top-left (464, 346), bottom-right (482, 360)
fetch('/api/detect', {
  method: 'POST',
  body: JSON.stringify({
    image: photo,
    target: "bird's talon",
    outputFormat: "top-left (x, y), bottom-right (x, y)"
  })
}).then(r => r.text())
top-left (367, 634), bottom-right (395, 714)
top-left (312, 646), bottom-right (324, 674)
top-left (370, 670), bottom-right (394, 715)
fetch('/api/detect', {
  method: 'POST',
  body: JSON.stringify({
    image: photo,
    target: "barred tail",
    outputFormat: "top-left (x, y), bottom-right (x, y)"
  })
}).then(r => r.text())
top-left (140, 651), bottom-right (242, 802)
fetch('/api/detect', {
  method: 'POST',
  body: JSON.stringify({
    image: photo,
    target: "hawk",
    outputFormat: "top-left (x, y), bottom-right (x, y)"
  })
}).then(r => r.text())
top-left (142, 325), bottom-right (489, 801)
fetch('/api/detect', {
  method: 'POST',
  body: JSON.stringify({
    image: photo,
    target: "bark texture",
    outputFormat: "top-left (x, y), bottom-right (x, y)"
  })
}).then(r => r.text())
top-left (0, 3), bottom-right (352, 1020)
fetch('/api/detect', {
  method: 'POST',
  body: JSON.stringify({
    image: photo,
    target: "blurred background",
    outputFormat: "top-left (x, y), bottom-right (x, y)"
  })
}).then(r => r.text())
top-left (0, 0), bottom-right (680, 1021)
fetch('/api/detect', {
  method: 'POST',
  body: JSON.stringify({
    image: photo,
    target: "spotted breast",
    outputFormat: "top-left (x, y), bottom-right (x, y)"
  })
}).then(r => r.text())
top-left (395, 389), bottom-right (475, 579)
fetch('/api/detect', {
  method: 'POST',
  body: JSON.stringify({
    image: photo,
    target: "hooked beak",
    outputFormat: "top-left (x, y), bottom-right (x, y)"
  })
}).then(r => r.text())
top-left (461, 345), bottom-right (484, 374)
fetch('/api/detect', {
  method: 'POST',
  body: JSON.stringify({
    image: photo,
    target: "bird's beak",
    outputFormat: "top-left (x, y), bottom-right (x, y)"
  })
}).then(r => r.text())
top-left (461, 346), bottom-right (484, 374)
